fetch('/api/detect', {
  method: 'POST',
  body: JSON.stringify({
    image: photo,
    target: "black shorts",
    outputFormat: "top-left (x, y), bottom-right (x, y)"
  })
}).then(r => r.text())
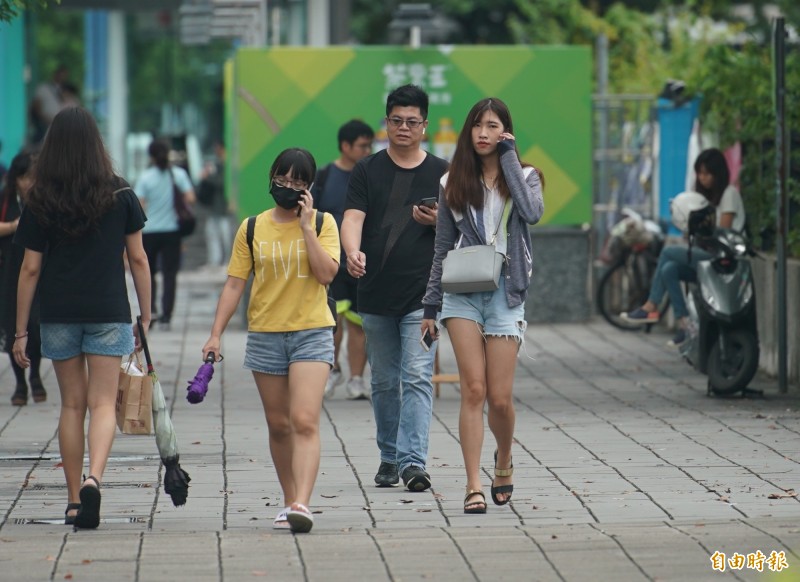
top-left (329, 265), bottom-right (358, 313)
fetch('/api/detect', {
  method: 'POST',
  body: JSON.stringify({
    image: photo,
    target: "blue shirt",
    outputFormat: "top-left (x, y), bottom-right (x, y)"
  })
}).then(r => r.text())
top-left (135, 166), bottom-right (193, 234)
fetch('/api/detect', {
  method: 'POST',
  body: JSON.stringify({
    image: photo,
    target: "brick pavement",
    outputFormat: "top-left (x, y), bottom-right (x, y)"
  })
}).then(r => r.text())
top-left (0, 270), bottom-right (798, 581)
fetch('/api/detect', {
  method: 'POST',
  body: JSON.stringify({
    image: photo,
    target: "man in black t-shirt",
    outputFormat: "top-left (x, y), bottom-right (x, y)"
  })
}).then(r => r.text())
top-left (312, 120), bottom-right (374, 401)
top-left (342, 85), bottom-right (448, 492)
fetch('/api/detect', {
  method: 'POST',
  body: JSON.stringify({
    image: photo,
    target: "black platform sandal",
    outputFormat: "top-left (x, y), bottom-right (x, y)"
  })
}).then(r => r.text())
top-left (64, 503), bottom-right (81, 525)
top-left (74, 476), bottom-right (101, 530)
top-left (464, 489), bottom-right (487, 514)
top-left (491, 449), bottom-right (514, 506)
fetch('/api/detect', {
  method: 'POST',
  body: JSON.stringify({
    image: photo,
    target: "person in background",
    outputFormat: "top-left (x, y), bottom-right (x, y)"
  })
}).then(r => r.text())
top-left (0, 151), bottom-right (46, 405)
top-left (621, 147), bottom-right (746, 347)
top-left (13, 106), bottom-right (151, 529)
top-left (135, 139), bottom-right (195, 330)
top-left (201, 148), bottom-right (339, 533)
top-left (421, 97), bottom-right (544, 514)
top-left (312, 119), bottom-right (374, 400)
top-left (197, 140), bottom-right (232, 270)
top-left (29, 65), bottom-right (69, 145)
top-left (341, 85), bottom-right (448, 492)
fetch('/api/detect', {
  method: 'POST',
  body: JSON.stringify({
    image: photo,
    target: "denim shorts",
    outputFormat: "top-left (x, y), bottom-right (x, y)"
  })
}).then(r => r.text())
top-left (440, 277), bottom-right (527, 342)
top-left (244, 327), bottom-right (334, 375)
top-left (40, 322), bottom-right (134, 361)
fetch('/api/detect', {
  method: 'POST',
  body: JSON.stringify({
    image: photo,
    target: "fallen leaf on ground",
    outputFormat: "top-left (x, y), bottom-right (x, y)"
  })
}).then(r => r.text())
top-left (399, 499), bottom-right (414, 504)
top-left (768, 490), bottom-right (798, 499)
top-left (320, 494), bottom-right (337, 498)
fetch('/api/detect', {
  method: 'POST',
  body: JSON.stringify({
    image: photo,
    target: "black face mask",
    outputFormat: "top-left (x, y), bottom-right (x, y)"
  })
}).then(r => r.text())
top-left (270, 183), bottom-right (302, 210)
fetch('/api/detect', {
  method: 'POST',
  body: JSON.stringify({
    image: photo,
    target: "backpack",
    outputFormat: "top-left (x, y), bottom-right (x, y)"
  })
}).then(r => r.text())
top-left (246, 211), bottom-right (338, 333)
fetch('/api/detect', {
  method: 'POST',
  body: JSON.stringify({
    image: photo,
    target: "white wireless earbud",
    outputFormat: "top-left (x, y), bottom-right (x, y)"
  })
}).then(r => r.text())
top-left (422, 127), bottom-right (426, 134)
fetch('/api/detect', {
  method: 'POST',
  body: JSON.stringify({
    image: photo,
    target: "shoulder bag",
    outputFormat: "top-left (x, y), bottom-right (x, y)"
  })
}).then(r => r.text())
top-left (441, 198), bottom-right (509, 294)
top-left (170, 168), bottom-right (196, 237)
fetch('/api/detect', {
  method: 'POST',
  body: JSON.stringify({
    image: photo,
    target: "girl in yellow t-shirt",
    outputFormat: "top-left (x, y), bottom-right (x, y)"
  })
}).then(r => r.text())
top-left (202, 148), bottom-right (339, 533)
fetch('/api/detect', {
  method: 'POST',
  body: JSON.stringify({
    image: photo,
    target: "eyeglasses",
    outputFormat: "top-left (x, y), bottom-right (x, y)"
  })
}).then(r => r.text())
top-left (273, 177), bottom-right (308, 191)
top-left (386, 117), bottom-right (424, 129)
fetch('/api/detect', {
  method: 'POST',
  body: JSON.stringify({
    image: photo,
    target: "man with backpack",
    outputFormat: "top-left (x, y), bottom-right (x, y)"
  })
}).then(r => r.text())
top-left (312, 120), bottom-right (374, 400)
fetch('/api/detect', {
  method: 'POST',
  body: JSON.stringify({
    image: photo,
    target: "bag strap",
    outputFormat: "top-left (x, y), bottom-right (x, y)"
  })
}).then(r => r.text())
top-left (248, 210), bottom-right (326, 271)
top-left (312, 164), bottom-right (331, 207)
top-left (488, 197), bottom-right (512, 245)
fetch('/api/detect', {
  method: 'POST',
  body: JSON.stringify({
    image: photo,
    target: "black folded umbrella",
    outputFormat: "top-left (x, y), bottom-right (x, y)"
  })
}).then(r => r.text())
top-left (136, 317), bottom-right (191, 507)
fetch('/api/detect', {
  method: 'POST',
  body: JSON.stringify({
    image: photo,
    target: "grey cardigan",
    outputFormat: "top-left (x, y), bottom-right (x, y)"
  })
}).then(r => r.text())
top-left (422, 139), bottom-right (544, 320)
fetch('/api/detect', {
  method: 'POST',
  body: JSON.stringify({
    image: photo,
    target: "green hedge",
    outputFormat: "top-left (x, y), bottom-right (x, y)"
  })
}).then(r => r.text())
top-left (693, 44), bottom-right (800, 255)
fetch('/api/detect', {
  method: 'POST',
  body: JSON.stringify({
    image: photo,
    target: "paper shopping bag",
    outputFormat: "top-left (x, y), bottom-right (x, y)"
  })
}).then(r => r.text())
top-left (116, 353), bottom-right (153, 435)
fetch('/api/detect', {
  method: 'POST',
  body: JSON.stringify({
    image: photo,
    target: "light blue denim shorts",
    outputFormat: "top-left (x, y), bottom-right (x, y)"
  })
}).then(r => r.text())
top-left (244, 328), bottom-right (334, 375)
top-left (440, 277), bottom-right (527, 342)
top-left (40, 322), bottom-right (134, 361)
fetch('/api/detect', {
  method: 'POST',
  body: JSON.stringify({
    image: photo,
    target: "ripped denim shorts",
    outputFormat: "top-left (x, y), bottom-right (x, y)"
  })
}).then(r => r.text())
top-left (439, 276), bottom-right (527, 343)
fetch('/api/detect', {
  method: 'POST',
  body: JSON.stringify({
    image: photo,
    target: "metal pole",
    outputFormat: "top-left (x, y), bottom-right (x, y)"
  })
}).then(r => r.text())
top-left (595, 34), bottom-right (609, 266)
top-left (772, 17), bottom-right (788, 393)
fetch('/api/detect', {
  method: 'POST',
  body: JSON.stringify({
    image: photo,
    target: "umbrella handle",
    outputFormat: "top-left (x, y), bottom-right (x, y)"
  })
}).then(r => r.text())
top-left (136, 316), bottom-right (154, 372)
top-left (205, 352), bottom-right (216, 364)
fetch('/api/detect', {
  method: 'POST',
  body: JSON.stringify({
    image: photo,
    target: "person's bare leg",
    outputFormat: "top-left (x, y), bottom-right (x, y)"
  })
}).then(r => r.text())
top-left (346, 320), bottom-right (367, 377)
top-left (331, 316), bottom-right (344, 371)
top-left (485, 336), bottom-right (520, 502)
top-left (447, 319), bottom-right (489, 510)
top-left (287, 361), bottom-right (327, 507)
top-left (641, 301), bottom-right (657, 312)
top-left (84, 354), bottom-right (124, 486)
top-left (52, 355), bottom-right (89, 517)
top-left (254, 372), bottom-right (295, 507)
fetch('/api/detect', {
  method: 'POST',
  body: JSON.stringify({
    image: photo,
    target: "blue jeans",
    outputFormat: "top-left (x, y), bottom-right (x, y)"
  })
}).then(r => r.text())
top-left (360, 308), bottom-right (436, 474)
top-left (648, 245), bottom-right (711, 319)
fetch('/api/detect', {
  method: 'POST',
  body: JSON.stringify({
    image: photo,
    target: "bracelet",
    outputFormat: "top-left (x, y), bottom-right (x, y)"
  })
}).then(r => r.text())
top-left (14, 332), bottom-right (28, 339)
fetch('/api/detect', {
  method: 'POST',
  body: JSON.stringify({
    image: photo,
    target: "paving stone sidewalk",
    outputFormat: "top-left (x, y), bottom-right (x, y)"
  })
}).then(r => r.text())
top-left (1, 270), bottom-right (798, 582)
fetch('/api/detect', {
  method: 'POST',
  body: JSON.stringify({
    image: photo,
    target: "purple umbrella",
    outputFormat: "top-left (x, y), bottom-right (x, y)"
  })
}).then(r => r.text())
top-left (186, 352), bottom-right (222, 404)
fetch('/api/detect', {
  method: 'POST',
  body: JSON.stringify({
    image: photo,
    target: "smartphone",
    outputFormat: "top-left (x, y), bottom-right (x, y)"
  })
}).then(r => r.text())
top-left (419, 197), bottom-right (437, 209)
top-left (420, 325), bottom-right (439, 352)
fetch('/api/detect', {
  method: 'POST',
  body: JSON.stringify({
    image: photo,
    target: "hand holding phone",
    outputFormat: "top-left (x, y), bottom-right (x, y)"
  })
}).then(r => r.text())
top-left (420, 324), bottom-right (439, 352)
top-left (418, 197), bottom-right (437, 209)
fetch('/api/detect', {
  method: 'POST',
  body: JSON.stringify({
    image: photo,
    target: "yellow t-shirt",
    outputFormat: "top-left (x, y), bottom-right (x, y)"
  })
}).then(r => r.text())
top-left (228, 209), bottom-right (340, 332)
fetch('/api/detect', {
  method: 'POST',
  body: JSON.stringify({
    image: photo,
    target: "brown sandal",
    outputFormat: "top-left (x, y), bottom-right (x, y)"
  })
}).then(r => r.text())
top-left (464, 489), bottom-right (487, 514)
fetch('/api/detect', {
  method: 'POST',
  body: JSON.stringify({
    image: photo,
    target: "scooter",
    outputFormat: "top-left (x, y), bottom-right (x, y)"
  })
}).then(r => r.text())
top-left (680, 228), bottom-right (761, 396)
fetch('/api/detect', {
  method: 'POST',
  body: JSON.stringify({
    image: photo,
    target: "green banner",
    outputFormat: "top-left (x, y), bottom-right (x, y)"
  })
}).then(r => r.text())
top-left (232, 46), bottom-right (591, 225)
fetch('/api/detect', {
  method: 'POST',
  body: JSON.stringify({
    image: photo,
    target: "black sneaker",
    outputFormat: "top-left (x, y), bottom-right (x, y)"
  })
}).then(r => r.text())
top-left (401, 466), bottom-right (431, 492)
top-left (374, 462), bottom-right (399, 487)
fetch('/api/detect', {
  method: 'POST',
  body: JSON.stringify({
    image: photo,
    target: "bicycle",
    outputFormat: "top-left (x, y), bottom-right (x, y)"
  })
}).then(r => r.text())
top-left (596, 211), bottom-right (670, 331)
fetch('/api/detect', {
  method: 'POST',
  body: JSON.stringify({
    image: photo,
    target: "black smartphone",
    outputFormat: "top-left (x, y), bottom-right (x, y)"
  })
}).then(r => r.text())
top-left (420, 325), bottom-right (438, 352)
top-left (419, 197), bottom-right (437, 209)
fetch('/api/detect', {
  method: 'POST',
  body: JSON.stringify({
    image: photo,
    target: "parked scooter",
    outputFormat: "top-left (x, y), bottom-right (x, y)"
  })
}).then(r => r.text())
top-left (680, 228), bottom-right (761, 396)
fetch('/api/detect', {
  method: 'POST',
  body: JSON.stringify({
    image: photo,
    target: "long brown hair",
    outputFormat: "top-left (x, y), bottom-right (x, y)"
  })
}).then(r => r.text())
top-left (25, 106), bottom-right (118, 239)
top-left (445, 98), bottom-right (543, 211)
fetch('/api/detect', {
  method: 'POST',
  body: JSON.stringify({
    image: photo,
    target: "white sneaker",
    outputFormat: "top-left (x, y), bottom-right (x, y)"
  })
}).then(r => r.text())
top-left (346, 376), bottom-right (369, 400)
top-left (324, 369), bottom-right (343, 399)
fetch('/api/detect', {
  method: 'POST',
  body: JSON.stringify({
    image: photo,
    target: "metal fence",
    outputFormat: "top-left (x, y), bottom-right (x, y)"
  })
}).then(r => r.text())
top-left (592, 94), bottom-right (659, 265)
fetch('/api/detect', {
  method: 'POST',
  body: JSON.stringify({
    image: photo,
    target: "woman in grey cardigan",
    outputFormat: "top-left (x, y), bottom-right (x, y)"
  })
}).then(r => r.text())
top-left (421, 97), bottom-right (544, 514)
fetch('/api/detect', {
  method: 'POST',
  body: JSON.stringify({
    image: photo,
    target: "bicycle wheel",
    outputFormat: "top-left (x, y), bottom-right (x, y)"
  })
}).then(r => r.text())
top-left (597, 256), bottom-right (652, 331)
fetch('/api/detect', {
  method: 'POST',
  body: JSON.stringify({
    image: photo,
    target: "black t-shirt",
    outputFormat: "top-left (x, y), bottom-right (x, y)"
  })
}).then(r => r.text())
top-left (14, 184), bottom-right (146, 323)
top-left (345, 150), bottom-right (448, 316)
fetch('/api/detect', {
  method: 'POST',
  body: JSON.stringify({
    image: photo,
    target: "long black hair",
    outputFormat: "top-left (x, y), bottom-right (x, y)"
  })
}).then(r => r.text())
top-left (0, 151), bottom-right (34, 217)
top-left (445, 97), bottom-right (543, 211)
top-left (25, 107), bottom-right (118, 239)
top-left (694, 148), bottom-right (730, 207)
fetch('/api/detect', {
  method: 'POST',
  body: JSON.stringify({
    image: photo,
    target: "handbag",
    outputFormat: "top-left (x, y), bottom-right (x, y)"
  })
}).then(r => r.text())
top-left (116, 352), bottom-right (153, 435)
top-left (441, 198), bottom-right (510, 294)
top-left (441, 245), bottom-right (506, 293)
top-left (170, 168), bottom-right (196, 237)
